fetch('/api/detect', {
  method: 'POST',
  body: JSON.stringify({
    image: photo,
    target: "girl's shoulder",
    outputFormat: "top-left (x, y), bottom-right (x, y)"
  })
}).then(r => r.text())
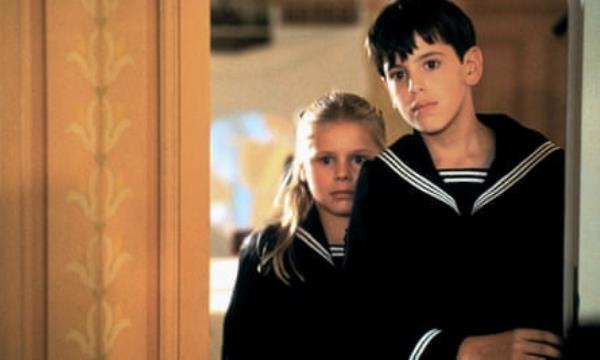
top-left (239, 224), bottom-right (281, 259)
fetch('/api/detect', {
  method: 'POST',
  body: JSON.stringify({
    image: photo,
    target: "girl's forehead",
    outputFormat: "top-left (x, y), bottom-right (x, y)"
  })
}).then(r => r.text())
top-left (308, 122), bottom-right (376, 147)
top-left (312, 120), bottom-right (369, 134)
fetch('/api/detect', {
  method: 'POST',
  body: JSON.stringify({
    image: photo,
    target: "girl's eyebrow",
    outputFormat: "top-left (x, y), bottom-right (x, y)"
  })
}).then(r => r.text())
top-left (313, 149), bottom-right (373, 155)
top-left (351, 149), bottom-right (375, 154)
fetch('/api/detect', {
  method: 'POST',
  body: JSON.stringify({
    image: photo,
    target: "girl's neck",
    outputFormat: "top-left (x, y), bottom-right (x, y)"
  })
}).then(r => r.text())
top-left (317, 210), bottom-right (349, 246)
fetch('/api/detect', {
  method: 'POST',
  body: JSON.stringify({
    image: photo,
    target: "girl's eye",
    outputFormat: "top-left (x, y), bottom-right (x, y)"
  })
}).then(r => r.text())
top-left (424, 59), bottom-right (440, 70)
top-left (318, 156), bottom-right (333, 165)
top-left (352, 155), bottom-right (367, 165)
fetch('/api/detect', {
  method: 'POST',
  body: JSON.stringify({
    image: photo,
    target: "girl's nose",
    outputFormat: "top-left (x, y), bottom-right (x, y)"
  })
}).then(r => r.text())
top-left (334, 162), bottom-right (351, 181)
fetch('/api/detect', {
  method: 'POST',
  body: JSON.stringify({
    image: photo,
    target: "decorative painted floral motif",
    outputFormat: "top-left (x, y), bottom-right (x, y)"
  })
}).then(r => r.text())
top-left (65, 0), bottom-right (134, 357)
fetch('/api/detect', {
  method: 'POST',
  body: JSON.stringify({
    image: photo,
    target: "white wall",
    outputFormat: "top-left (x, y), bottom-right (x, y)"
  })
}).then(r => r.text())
top-left (577, 0), bottom-right (600, 323)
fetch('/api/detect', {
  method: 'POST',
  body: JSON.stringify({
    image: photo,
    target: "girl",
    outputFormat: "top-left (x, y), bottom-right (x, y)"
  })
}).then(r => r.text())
top-left (221, 92), bottom-right (386, 360)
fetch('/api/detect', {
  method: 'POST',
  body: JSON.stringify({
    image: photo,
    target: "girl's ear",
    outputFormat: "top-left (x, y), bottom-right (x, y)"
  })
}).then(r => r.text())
top-left (464, 46), bottom-right (483, 86)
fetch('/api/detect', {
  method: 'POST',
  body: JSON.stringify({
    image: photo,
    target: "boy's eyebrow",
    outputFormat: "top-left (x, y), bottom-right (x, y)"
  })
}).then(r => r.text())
top-left (415, 51), bottom-right (445, 61)
top-left (384, 62), bottom-right (404, 73)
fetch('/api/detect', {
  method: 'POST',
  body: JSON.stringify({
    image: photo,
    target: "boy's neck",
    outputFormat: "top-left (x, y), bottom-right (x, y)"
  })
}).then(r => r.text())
top-left (422, 115), bottom-right (495, 170)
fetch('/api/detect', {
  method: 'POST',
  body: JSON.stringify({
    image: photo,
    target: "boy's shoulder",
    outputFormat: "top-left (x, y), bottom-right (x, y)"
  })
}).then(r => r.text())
top-left (479, 114), bottom-right (564, 179)
top-left (478, 113), bottom-right (562, 154)
top-left (479, 113), bottom-right (547, 142)
top-left (378, 130), bottom-right (435, 172)
top-left (387, 130), bottom-right (423, 155)
top-left (360, 131), bottom-right (436, 186)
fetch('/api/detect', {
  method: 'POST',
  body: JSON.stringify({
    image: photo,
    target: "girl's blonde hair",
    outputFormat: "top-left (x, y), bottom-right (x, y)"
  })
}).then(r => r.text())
top-left (260, 91), bottom-right (386, 284)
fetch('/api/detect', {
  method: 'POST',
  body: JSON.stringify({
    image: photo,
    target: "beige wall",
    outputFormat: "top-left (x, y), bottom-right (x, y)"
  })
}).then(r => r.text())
top-left (0, 0), bottom-right (209, 358)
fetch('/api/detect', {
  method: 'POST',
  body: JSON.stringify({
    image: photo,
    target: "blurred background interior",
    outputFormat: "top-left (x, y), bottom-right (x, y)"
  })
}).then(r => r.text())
top-left (209, 0), bottom-right (570, 358)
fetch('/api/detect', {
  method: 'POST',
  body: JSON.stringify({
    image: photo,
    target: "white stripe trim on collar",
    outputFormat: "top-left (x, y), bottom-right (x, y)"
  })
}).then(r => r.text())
top-left (438, 170), bottom-right (488, 177)
top-left (380, 150), bottom-right (460, 215)
top-left (330, 247), bottom-right (345, 257)
top-left (296, 227), bottom-right (334, 266)
top-left (472, 141), bottom-right (559, 214)
top-left (443, 178), bottom-right (485, 184)
top-left (410, 328), bottom-right (442, 360)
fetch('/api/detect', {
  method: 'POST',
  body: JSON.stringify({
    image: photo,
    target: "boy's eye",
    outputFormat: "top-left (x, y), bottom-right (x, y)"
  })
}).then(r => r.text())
top-left (388, 70), bottom-right (406, 81)
top-left (424, 59), bottom-right (440, 70)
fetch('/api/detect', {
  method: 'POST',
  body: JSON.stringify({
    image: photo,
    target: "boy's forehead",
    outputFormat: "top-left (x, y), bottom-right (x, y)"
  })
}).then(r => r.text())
top-left (384, 36), bottom-right (452, 69)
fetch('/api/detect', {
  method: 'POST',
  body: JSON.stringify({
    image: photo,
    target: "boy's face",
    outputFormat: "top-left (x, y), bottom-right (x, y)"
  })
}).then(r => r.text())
top-left (382, 35), bottom-right (481, 136)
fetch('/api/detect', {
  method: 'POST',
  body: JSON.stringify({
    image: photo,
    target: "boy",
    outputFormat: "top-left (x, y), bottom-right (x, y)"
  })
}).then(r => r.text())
top-left (344, 0), bottom-right (564, 359)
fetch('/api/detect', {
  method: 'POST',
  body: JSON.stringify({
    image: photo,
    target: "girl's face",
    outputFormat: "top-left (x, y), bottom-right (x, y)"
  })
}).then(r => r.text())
top-left (302, 120), bottom-right (380, 218)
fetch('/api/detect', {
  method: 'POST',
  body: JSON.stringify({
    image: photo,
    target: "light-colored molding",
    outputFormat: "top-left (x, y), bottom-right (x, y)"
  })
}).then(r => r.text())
top-left (179, 0), bottom-right (209, 354)
top-left (159, 0), bottom-right (209, 358)
top-left (565, 0), bottom-right (583, 335)
top-left (19, 0), bottom-right (47, 358)
top-left (158, 0), bottom-right (181, 358)
top-left (577, 0), bottom-right (600, 323)
top-left (0, 0), bottom-right (46, 358)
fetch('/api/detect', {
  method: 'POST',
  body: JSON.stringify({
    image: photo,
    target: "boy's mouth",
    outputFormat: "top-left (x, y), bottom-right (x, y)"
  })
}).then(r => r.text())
top-left (411, 101), bottom-right (437, 113)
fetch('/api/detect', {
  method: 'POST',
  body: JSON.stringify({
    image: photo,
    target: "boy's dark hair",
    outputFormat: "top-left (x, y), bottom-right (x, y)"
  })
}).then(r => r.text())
top-left (366, 0), bottom-right (477, 77)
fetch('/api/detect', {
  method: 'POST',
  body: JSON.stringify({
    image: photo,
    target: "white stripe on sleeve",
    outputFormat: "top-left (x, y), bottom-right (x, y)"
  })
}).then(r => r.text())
top-left (409, 328), bottom-right (442, 360)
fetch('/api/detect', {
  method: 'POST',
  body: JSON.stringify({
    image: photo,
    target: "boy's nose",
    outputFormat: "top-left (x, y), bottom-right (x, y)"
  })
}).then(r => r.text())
top-left (408, 77), bottom-right (424, 93)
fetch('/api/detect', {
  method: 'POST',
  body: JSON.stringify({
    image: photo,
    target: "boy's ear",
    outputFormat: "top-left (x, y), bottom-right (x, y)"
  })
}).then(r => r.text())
top-left (463, 46), bottom-right (483, 86)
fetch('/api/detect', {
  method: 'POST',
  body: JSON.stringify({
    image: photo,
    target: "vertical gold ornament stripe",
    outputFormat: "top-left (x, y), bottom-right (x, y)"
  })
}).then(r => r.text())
top-left (64, 0), bottom-right (133, 358)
